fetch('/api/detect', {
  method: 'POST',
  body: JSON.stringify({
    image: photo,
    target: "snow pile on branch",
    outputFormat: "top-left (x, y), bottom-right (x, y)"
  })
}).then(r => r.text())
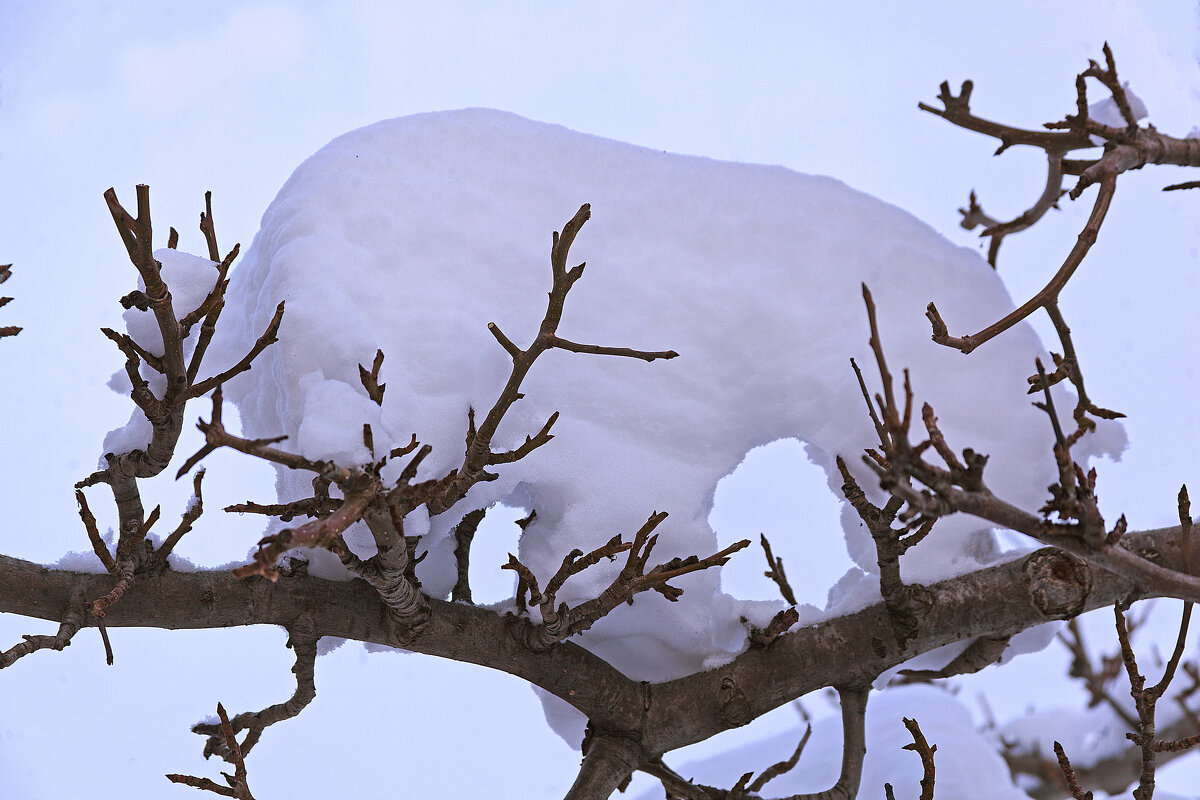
top-left (1088, 83), bottom-right (1148, 128)
top-left (205, 109), bottom-right (1122, 682)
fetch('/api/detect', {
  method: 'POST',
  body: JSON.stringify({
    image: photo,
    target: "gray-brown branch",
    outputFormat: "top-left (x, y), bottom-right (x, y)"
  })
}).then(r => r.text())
top-left (5, 523), bottom-right (1193, 763)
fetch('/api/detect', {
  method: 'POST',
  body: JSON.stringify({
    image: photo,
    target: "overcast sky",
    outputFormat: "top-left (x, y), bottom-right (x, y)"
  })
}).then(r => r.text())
top-left (2, 3), bottom-right (1199, 799)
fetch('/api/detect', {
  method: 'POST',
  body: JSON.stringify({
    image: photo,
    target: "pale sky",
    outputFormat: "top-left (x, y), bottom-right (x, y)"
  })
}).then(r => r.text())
top-left (1, 3), bottom-right (1199, 798)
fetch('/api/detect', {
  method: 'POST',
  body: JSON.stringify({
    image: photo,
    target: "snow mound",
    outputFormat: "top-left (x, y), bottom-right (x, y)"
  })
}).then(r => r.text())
top-left (206, 108), bottom-right (1123, 682)
top-left (634, 686), bottom-right (1029, 800)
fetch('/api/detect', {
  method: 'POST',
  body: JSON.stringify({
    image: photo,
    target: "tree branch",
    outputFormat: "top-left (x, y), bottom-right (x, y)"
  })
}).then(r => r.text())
top-left (191, 625), bottom-right (318, 762)
top-left (564, 734), bottom-right (644, 800)
top-left (4, 523), bottom-right (1186, 762)
top-left (425, 204), bottom-right (677, 515)
top-left (505, 512), bottom-right (749, 651)
top-left (167, 702), bottom-right (256, 799)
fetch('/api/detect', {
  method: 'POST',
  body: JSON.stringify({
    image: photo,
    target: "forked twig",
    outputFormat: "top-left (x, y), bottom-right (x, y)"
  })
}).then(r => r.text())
top-left (191, 627), bottom-right (318, 763)
top-left (760, 534), bottom-right (797, 606)
top-left (859, 283), bottom-right (1200, 605)
top-left (425, 204), bottom-right (677, 515)
top-left (506, 512), bottom-right (749, 651)
top-left (167, 703), bottom-right (256, 799)
top-left (885, 717), bottom-right (936, 800)
top-left (917, 46), bottom-right (1200, 438)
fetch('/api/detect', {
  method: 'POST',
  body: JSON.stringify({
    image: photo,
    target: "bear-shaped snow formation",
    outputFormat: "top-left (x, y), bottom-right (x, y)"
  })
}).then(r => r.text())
top-left (197, 109), bottom-right (1120, 681)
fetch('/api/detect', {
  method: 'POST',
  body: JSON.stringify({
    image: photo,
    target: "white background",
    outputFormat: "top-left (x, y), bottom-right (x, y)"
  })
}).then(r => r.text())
top-left (1, 2), bottom-right (1199, 798)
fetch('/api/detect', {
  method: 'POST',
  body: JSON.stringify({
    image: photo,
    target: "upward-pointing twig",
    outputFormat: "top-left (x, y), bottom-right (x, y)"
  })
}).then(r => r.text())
top-left (425, 204), bottom-right (677, 516)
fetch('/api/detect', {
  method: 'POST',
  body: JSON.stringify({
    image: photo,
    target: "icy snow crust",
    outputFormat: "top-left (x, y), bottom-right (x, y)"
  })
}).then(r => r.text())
top-left (204, 109), bottom-right (1122, 683)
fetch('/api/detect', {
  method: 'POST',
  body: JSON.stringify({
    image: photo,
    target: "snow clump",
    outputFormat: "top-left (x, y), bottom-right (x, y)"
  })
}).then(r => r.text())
top-left (199, 109), bottom-right (1124, 684)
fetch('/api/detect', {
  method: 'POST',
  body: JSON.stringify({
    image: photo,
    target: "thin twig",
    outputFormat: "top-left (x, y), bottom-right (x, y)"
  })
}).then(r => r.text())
top-left (506, 512), bottom-right (749, 651)
top-left (760, 534), bottom-right (797, 606)
top-left (168, 702), bottom-right (256, 799)
top-left (0, 602), bottom-right (85, 669)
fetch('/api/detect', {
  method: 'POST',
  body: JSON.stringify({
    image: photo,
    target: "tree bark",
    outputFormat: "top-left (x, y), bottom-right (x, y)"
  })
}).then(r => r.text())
top-left (563, 735), bottom-right (643, 800)
top-left (1, 524), bottom-right (1188, 762)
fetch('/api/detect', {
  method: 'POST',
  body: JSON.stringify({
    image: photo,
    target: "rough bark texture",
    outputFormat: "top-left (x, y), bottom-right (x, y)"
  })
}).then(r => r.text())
top-left (2, 524), bottom-right (1186, 763)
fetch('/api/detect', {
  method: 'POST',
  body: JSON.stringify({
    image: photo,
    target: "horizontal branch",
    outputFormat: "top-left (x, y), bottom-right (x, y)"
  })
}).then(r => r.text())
top-left (548, 335), bottom-right (678, 362)
top-left (641, 524), bottom-right (1191, 754)
top-left (0, 552), bottom-right (646, 735)
top-left (3, 524), bottom-right (1191, 760)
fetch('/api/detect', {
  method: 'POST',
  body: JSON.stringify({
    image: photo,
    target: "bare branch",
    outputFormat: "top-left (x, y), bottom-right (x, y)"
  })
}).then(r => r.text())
top-left (0, 601), bottom-right (85, 669)
top-left (748, 724), bottom-right (812, 793)
top-left (784, 686), bottom-right (869, 800)
top-left (961, 154), bottom-right (1066, 268)
top-left (357, 349), bottom-right (387, 405)
top-left (885, 718), bottom-right (936, 800)
top-left (180, 386), bottom-right (330, 478)
top-left (222, 497), bottom-right (341, 522)
top-left (451, 508), bottom-right (487, 604)
top-left (192, 627), bottom-right (318, 763)
top-left (837, 455), bottom-right (931, 650)
top-left (425, 204), bottom-right (677, 515)
top-left (1057, 617), bottom-right (1139, 728)
top-left (507, 511), bottom-right (749, 651)
top-left (104, 185), bottom-right (187, 395)
top-left (167, 702), bottom-right (256, 799)
top-left (746, 607), bottom-right (801, 648)
top-left (234, 479), bottom-right (378, 581)
top-left (199, 190), bottom-right (221, 262)
top-left (1053, 741), bottom-right (1095, 800)
top-left (76, 489), bottom-right (117, 574)
top-left (919, 79), bottom-right (1088, 153)
top-left (926, 172), bottom-right (1115, 358)
top-left (897, 634), bottom-right (1009, 681)
top-left (916, 47), bottom-right (1200, 446)
top-left (188, 301), bottom-right (284, 399)
top-left (186, 238), bottom-right (242, 385)
top-left (1113, 596), bottom-right (1197, 800)
top-left (903, 718), bottom-right (936, 800)
top-left (155, 469), bottom-right (206, 564)
top-left (547, 334), bottom-right (678, 362)
top-left (760, 534), bottom-right (797, 606)
top-left (862, 286), bottom-right (1200, 606)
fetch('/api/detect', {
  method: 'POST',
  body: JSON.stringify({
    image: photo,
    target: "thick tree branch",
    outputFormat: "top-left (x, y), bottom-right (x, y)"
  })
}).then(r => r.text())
top-left (5, 522), bottom-right (1189, 762)
top-left (782, 686), bottom-right (868, 800)
top-left (564, 734), bottom-right (644, 800)
top-left (0, 552), bottom-right (648, 736)
top-left (642, 524), bottom-right (1189, 755)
